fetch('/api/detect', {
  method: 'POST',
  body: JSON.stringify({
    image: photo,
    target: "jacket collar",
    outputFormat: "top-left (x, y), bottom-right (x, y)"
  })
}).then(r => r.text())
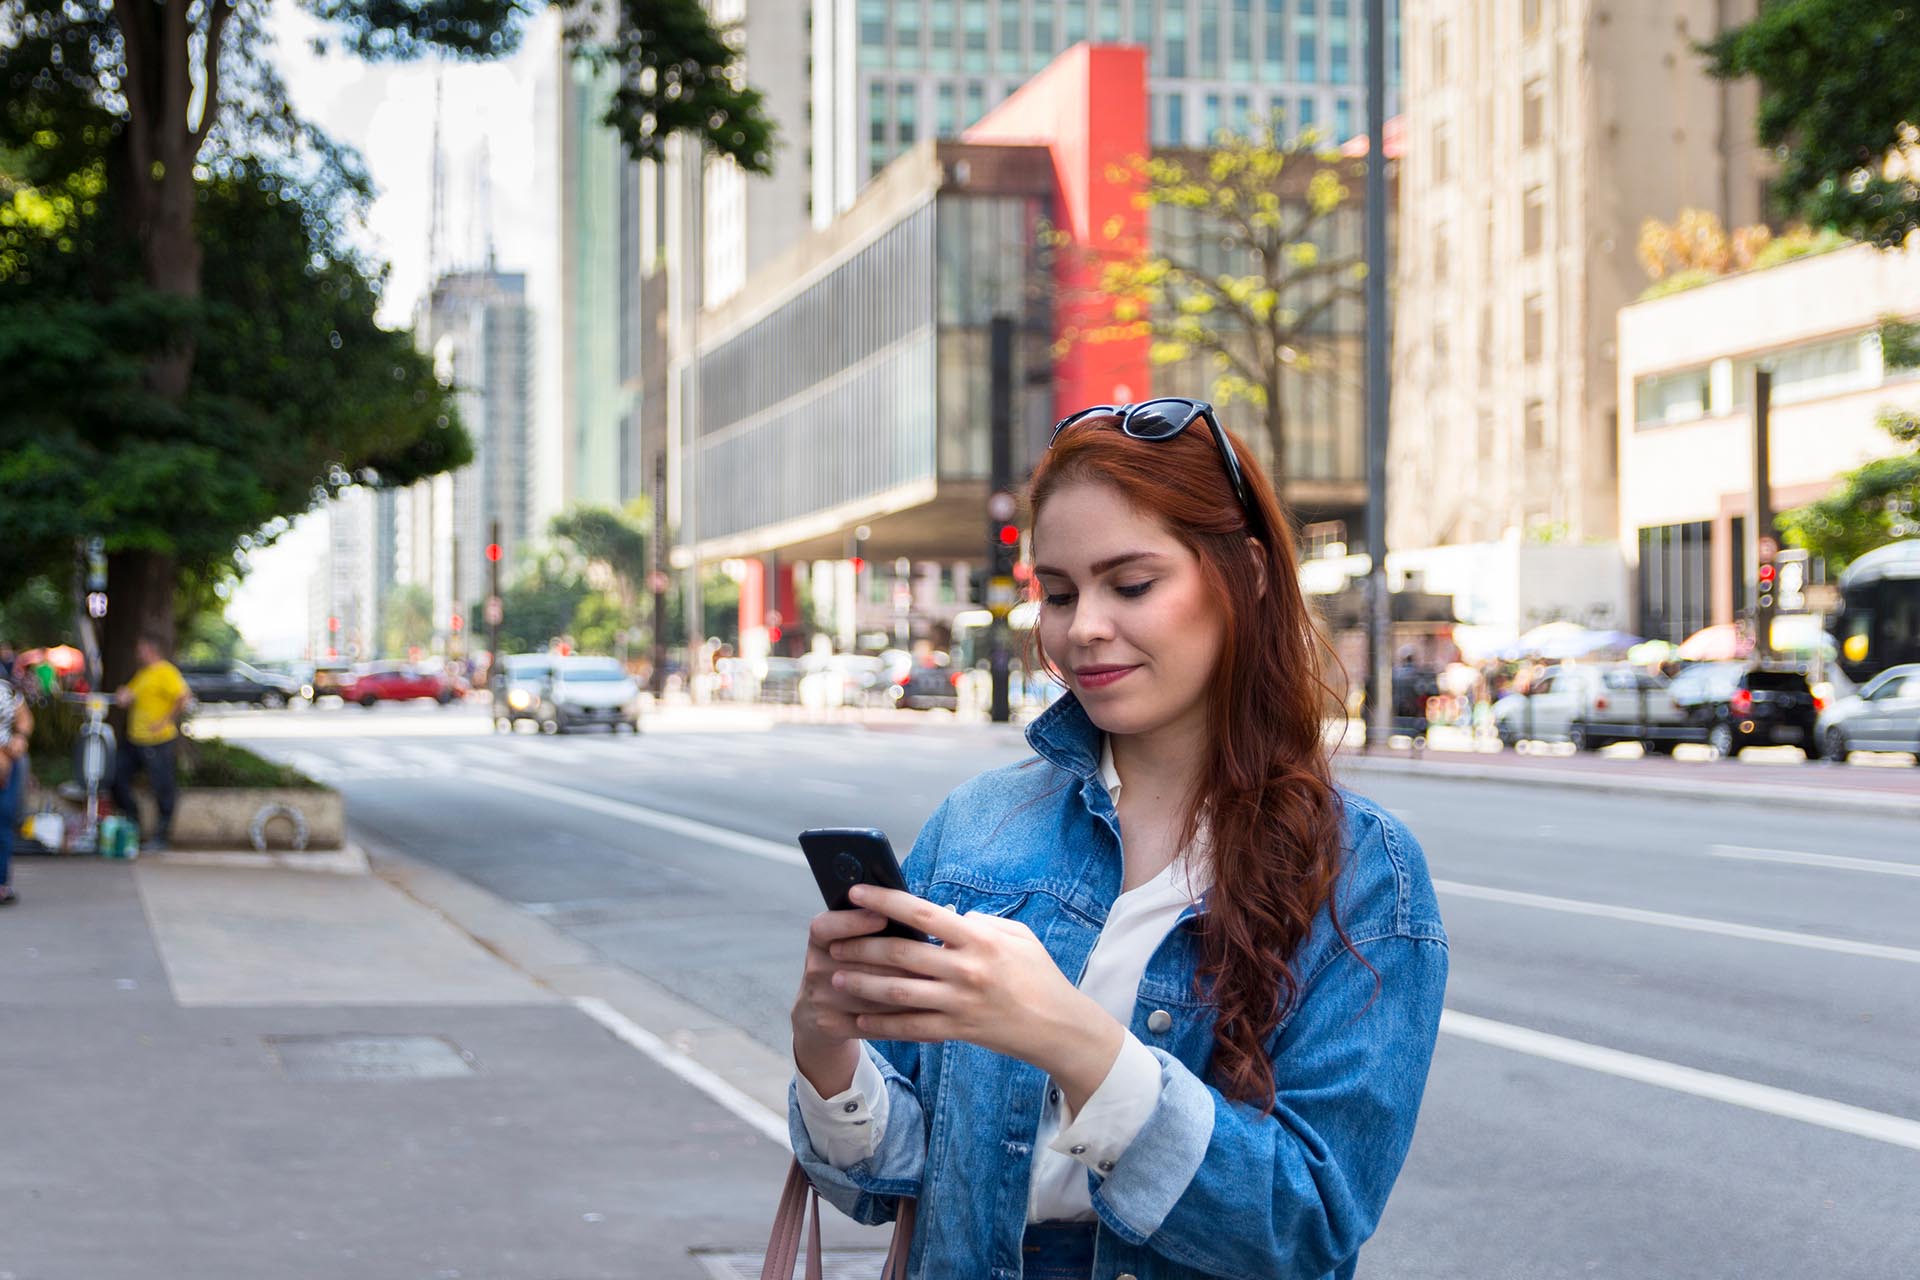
top-left (1023, 690), bottom-right (1105, 782)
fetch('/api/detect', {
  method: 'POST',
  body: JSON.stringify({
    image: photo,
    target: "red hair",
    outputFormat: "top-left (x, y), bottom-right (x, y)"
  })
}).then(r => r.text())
top-left (1027, 413), bottom-right (1354, 1112)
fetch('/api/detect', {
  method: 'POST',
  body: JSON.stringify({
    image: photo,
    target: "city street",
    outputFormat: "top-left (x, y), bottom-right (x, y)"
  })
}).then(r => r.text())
top-left (208, 701), bottom-right (1920, 1279)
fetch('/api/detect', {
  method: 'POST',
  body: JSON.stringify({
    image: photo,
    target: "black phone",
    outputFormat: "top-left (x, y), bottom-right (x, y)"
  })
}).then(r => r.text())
top-left (797, 827), bottom-right (932, 943)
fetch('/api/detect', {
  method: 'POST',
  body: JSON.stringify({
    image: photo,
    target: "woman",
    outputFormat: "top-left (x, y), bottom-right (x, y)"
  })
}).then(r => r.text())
top-left (789, 400), bottom-right (1448, 1280)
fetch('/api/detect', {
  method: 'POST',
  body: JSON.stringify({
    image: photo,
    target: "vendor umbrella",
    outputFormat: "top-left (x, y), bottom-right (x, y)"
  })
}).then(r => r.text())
top-left (1676, 623), bottom-right (1753, 662)
top-left (43, 644), bottom-right (85, 674)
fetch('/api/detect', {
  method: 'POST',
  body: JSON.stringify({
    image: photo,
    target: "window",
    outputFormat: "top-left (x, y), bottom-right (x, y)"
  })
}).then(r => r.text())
top-left (1204, 93), bottom-right (1223, 141)
top-left (898, 81), bottom-right (921, 146)
top-left (1066, 0), bottom-right (1087, 45)
top-left (860, 0), bottom-right (889, 66)
top-left (932, 1), bottom-right (956, 66)
top-left (1433, 125), bottom-right (1451, 184)
top-left (1334, 98), bottom-right (1354, 143)
top-left (1233, 93), bottom-right (1253, 132)
top-left (1231, 0), bottom-right (1252, 77)
top-left (869, 80), bottom-right (889, 154)
top-left (1100, 0), bottom-right (1122, 40)
top-left (1329, 0), bottom-right (1350, 84)
top-left (1524, 0), bottom-right (1542, 37)
top-left (1033, 4), bottom-right (1054, 66)
top-left (964, 0), bottom-right (987, 71)
top-left (1167, 92), bottom-right (1187, 142)
top-left (965, 80), bottom-right (986, 125)
top-left (1524, 294), bottom-right (1544, 362)
top-left (1164, 4), bottom-right (1187, 75)
top-left (1740, 335), bottom-right (1876, 406)
top-left (1433, 225), bottom-right (1449, 284)
top-left (1263, 0), bottom-right (1285, 77)
top-left (1523, 186), bottom-right (1546, 255)
top-left (1297, 0), bottom-right (1317, 79)
top-left (896, 1), bottom-right (923, 67)
top-left (936, 81), bottom-right (957, 137)
top-left (1523, 78), bottom-right (1547, 148)
top-left (1297, 95), bottom-right (1316, 130)
top-left (1523, 399), bottom-right (1545, 451)
top-left (1200, 1), bottom-right (1220, 75)
top-left (997, 3), bottom-right (1021, 70)
top-left (1133, 0), bottom-right (1156, 45)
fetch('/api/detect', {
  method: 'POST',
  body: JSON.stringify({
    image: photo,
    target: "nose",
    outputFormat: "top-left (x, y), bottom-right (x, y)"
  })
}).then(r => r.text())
top-left (1066, 595), bottom-right (1115, 651)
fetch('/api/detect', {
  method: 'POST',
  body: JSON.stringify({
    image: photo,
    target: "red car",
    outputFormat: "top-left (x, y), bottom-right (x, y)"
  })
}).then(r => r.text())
top-left (342, 662), bottom-right (461, 707)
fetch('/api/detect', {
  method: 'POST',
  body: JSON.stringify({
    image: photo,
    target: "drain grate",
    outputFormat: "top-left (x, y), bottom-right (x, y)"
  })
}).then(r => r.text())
top-left (692, 1250), bottom-right (891, 1280)
top-left (267, 1034), bottom-right (477, 1082)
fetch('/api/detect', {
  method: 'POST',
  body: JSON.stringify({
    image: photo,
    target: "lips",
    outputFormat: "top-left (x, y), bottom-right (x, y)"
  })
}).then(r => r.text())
top-left (1074, 664), bottom-right (1140, 689)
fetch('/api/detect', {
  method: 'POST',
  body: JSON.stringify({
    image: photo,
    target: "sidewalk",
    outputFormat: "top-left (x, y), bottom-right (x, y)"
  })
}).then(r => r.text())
top-left (2, 850), bottom-right (888, 1280)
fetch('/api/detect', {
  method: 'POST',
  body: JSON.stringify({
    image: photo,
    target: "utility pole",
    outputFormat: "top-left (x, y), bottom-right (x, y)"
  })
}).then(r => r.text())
top-left (1751, 368), bottom-right (1776, 661)
top-left (650, 451), bottom-right (668, 695)
top-left (1363, 0), bottom-right (1393, 750)
top-left (986, 315), bottom-right (1017, 724)
top-left (485, 519), bottom-right (503, 677)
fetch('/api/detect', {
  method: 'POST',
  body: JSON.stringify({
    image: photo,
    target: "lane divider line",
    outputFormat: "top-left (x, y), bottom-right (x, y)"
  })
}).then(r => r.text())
top-left (1433, 878), bottom-right (1920, 965)
top-left (463, 768), bottom-right (805, 866)
top-left (573, 997), bottom-right (792, 1149)
top-left (1708, 844), bottom-right (1920, 880)
top-left (1441, 1010), bottom-right (1920, 1154)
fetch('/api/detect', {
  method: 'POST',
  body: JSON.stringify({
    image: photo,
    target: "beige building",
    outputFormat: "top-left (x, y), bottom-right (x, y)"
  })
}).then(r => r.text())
top-left (1617, 243), bottom-right (1920, 641)
top-left (1388, 0), bottom-right (1765, 572)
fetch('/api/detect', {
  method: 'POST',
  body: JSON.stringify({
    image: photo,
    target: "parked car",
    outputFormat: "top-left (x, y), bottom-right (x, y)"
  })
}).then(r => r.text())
top-left (180, 660), bottom-right (303, 708)
top-left (342, 662), bottom-right (460, 707)
top-left (492, 653), bottom-right (556, 731)
top-left (1666, 662), bottom-right (1823, 759)
top-left (1816, 663), bottom-right (1920, 764)
top-left (758, 656), bottom-right (806, 705)
top-left (1494, 662), bottom-right (1687, 751)
top-left (538, 655), bottom-right (641, 733)
top-left (308, 660), bottom-right (354, 702)
top-left (893, 660), bottom-right (962, 712)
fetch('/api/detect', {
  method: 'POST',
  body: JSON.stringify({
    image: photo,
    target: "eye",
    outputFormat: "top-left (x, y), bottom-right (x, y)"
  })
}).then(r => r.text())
top-left (1115, 581), bottom-right (1155, 599)
top-left (1042, 591), bottom-right (1076, 607)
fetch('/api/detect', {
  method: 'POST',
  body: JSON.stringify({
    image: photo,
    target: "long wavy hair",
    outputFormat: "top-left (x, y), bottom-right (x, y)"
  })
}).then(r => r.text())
top-left (1027, 412), bottom-right (1355, 1112)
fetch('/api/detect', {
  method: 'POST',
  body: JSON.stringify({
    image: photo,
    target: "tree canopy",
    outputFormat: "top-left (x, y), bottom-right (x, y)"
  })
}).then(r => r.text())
top-left (1705, 1), bottom-right (1920, 247)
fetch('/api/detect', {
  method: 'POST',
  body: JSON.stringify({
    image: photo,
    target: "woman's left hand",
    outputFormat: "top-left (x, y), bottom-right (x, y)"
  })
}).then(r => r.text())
top-left (827, 884), bottom-right (1125, 1093)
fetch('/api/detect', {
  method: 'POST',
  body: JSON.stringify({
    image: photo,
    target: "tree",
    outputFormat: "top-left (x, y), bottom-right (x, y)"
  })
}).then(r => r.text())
top-left (1065, 119), bottom-right (1368, 488)
top-left (550, 501), bottom-right (651, 613)
top-left (0, 0), bottom-right (773, 679)
top-left (1635, 208), bottom-right (1850, 299)
top-left (381, 584), bottom-right (435, 658)
top-left (1778, 320), bottom-right (1920, 572)
top-left (1705, 1), bottom-right (1920, 247)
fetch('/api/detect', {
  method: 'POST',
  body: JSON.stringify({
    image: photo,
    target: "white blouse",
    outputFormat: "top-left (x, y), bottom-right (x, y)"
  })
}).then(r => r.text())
top-left (795, 736), bottom-right (1210, 1222)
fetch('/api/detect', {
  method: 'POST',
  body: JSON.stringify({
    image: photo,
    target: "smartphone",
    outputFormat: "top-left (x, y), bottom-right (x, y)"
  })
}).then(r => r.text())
top-left (797, 827), bottom-right (933, 943)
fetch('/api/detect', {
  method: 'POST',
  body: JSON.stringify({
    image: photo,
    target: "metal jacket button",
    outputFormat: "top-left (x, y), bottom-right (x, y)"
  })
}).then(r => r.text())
top-left (1146, 1009), bottom-right (1173, 1034)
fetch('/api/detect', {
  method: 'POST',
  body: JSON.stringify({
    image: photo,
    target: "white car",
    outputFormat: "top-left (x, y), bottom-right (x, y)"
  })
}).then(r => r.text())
top-left (1816, 664), bottom-right (1920, 764)
top-left (542, 655), bottom-right (642, 734)
top-left (1494, 662), bottom-right (1688, 752)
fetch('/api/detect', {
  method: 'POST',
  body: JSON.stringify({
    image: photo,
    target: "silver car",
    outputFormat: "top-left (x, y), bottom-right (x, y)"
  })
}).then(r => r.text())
top-left (1816, 664), bottom-right (1920, 763)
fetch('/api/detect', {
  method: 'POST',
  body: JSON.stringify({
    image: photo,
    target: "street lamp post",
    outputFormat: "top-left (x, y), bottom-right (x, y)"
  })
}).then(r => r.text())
top-left (1363, 0), bottom-right (1394, 750)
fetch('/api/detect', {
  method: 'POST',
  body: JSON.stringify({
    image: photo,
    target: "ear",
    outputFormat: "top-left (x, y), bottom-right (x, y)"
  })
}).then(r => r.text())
top-left (1248, 538), bottom-right (1268, 598)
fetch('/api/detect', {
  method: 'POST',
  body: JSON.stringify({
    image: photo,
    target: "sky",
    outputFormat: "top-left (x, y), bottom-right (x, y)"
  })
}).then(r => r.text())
top-left (227, 1), bottom-right (559, 660)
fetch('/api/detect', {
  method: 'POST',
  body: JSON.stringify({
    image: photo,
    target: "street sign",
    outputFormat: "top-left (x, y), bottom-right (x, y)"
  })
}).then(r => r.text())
top-left (484, 595), bottom-right (503, 626)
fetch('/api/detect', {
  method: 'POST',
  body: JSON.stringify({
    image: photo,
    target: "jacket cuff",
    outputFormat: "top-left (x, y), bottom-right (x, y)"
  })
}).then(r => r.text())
top-left (1088, 1047), bottom-right (1214, 1245)
top-left (1048, 1032), bottom-right (1162, 1176)
top-left (793, 1049), bottom-right (890, 1168)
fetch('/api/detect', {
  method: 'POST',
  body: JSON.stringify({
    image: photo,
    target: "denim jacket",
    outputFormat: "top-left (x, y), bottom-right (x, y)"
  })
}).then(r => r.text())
top-left (788, 693), bottom-right (1449, 1280)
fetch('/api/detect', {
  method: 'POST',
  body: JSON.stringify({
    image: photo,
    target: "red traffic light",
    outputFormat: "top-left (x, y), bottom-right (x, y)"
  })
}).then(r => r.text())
top-left (485, 543), bottom-right (503, 563)
top-left (850, 556), bottom-right (865, 573)
top-left (327, 615), bottom-right (340, 632)
top-left (451, 614), bottom-right (464, 631)
top-left (1757, 563), bottom-right (1776, 583)
top-left (767, 625), bottom-right (783, 643)
top-left (997, 524), bottom-right (1020, 546)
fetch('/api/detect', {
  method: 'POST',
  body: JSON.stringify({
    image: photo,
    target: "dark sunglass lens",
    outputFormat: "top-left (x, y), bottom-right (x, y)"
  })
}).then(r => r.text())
top-left (1126, 399), bottom-right (1200, 439)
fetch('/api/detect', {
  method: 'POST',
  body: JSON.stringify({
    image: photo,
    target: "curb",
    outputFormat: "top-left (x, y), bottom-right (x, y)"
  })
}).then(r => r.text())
top-left (1334, 754), bottom-right (1920, 817)
top-left (358, 834), bottom-right (799, 1125)
top-left (143, 843), bottom-right (371, 875)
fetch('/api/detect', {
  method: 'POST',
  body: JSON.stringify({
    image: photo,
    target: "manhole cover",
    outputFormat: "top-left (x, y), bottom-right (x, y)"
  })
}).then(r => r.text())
top-left (267, 1034), bottom-right (477, 1082)
top-left (693, 1251), bottom-right (890, 1280)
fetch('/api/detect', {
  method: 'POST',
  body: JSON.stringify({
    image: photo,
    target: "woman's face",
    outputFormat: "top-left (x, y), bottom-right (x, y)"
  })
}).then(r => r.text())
top-left (1032, 478), bottom-right (1228, 738)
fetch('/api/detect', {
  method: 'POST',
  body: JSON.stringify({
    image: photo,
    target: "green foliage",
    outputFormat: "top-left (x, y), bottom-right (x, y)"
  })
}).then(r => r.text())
top-left (0, 575), bottom-right (76, 648)
top-left (1749, 226), bottom-right (1851, 270)
top-left (1878, 317), bottom-right (1920, 371)
top-left (381, 584), bottom-right (436, 658)
top-left (1073, 116), bottom-right (1367, 480)
top-left (1637, 268), bottom-right (1723, 301)
top-left (550, 502), bottom-right (652, 602)
top-left (568, 589), bottom-right (632, 656)
top-left (177, 611), bottom-right (244, 665)
top-left (1705, 1), bottom-right (1920, 246)
top-left (177, 736), bottom-right (323, 790)
top-left (1778, 408), bottom-right (1920, 572)
top-left (493, 569), bottom-right (590, 654)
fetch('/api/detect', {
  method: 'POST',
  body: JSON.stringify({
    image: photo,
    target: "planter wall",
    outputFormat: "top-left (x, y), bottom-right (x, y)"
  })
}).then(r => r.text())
top-left (137, 787), bottom-right (344, 850)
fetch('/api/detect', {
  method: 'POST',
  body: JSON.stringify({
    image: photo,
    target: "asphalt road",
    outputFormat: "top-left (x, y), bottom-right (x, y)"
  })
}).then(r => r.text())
top-left (210, 700), bottom-right (1920, 1279)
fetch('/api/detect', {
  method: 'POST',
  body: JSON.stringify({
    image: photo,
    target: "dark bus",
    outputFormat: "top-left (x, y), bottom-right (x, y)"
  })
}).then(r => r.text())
top-left (1829, 539), bottom-right (1920, 683)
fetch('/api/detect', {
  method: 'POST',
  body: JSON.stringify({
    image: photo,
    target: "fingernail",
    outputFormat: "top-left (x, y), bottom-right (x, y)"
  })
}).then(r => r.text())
top-left (831, 972), bottom-right (846, 988)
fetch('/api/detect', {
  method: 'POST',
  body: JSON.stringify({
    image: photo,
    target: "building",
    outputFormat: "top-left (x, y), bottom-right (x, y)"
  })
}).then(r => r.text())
top-left (1617, 243), bottom-right (1920, 643)
top-left (810, 0), bottom-right (1401, 225)
top-left (672, 43), bottom-right (1379, 653)
top-left (307, 487), bottom-right (378, 661)
top-left (1387, 0), bottom-right (1766, 627)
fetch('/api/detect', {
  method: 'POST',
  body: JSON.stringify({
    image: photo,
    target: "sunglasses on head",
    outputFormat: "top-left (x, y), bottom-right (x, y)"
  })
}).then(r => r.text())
top-left (1049, 398), bottom-right (1261, 533)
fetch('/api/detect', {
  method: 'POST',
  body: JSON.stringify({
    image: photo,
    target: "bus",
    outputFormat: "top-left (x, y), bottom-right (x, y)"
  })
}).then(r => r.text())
top-left (1829, 539), bottom-right (1920, 684)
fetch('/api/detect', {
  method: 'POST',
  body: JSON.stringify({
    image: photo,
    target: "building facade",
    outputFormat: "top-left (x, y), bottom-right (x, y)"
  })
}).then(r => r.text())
top-left (811, 0), bottom-right (1401, 226)
top-left (307, 486), bottom-right (378, 661)
top-left (1388, 0), bottom-right (1765, 582)
top-left (1617, 243), bottom-right (1920, 643)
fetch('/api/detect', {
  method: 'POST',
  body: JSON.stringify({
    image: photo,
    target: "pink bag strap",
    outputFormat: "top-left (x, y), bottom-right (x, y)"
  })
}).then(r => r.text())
top-left (761, 1157), bottom-right (917, 1280)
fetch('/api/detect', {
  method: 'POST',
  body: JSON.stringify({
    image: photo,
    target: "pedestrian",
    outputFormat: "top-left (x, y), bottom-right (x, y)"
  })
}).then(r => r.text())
top-left (111, 632), bottom-right (190, 853)
top-left (787, 400), bottom-right (1448, 1279)
top-left (0, 646), bottom-right (33, 905)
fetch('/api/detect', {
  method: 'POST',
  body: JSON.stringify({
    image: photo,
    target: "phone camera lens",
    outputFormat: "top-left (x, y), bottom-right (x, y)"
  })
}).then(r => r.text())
top-left (833, 851), bottom-right (865, 884)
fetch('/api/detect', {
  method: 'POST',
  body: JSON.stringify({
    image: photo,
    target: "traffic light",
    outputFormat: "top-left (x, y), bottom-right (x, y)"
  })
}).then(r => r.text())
top-left (1757, 560), bottom-right (1776, 611)
top-left (485, 542), bottom-right (502, 563)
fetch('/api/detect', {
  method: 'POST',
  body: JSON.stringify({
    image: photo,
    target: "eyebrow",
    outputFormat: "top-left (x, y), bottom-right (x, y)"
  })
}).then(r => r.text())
top-left (1031, 551), bottom-right (1167, 578)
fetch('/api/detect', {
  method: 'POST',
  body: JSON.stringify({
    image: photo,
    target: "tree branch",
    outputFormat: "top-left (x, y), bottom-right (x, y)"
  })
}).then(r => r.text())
top-left (112, 0), bottom-right (158, 177)
top-left (191, 0), bottom-right (234, 148)
top-left (162, 0), bottom-right (190, 158)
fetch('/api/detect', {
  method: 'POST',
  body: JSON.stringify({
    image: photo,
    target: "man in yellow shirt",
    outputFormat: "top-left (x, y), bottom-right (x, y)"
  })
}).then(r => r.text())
top-left (112, 633), bottom-right (191, 852)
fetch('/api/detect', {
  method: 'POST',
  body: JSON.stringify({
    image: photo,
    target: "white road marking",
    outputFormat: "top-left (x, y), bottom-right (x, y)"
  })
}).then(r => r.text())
top-left (461, 768), bottom-right (805, 866)
top-left (1708, 844), bottom-right (1920, 880)
top-left (1441, 1010), bottom-right (1920, 1154)
top-left (572, 997), bottom-right (790, 1148)
top-left (1432, 878), bottom-right (1920, 965)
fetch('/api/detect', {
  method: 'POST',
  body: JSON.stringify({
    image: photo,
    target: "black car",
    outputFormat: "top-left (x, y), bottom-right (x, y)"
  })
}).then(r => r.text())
top-left (180, 660), bottom-right (303, 708)
top-left (1666, 662), bottom-right (1822, 759)
top-left (893, 661), bottom-right (961, 712)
